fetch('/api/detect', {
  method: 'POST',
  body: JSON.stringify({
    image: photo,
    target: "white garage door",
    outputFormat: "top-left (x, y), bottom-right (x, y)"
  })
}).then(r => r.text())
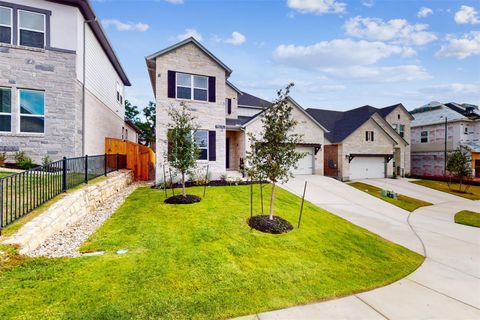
top-left (292, 147), bottom-right (314, 175)
top-left (350, 157), bottom-right (385, 180)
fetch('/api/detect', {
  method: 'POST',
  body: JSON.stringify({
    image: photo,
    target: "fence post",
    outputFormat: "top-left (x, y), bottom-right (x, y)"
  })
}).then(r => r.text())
top-left (62, 157), bottom-right (67, 192)
top-left (85, 154), bottom-right (88, 184)
top-left (104, 153), bottom-right (107, 176)
top-left (116, 153), bottom-right (119, 171)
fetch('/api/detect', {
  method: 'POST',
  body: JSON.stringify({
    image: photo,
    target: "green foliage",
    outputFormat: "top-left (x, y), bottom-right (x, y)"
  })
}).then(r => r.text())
top-left (0, 186), bottom-right (422, 319)
top-left (125, 100), bottom-right (140, 121)
top-left (124, 100), bottom-right (156, 147)
top-left (167, 103), bottom-right (200, 196)
top-left (0, 152), bottom-right (6, 164)
top-left (41, 155), bottom-right (52, 166)
top-left (14, 151), bottom-right (34, 169)
top-left (447, 145), bottom-right (472, 192)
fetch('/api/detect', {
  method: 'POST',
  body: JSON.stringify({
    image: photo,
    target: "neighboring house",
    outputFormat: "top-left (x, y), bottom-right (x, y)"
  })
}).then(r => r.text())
top-left (0, 0), bottom-right (131, 163)
top-left (123, 118), bottom-right (142, 144)
top-left (307, 105), bottom-right (412, 181)
top-left (410, 102), bottom-right (480, 177)
top-left (146, 37), bottom-right (327, 183)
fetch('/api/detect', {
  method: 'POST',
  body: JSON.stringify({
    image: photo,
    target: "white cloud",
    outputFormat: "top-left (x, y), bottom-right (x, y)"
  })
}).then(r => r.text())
top-left (454, 5), bottom-right (480, 24)
top-left (419, 83), bottom-right (480, 95)
top-left (175, 28), bottom-right (203, 42)
top-left (417, 7), bottom-right (433, 18)
top-left (344, 16), bottom-right (437, 45)
top-left (436, 31), bottom-right (480, 59)
top-left (164, 0), bottom-right (184, 4)
top-left (287, 0), bottom-right (346, 15)
top-left (102, 19), bottom-right (149, 32)
top-left (362, 0), bottom-right (374, 8)
top-left (322, 65), bottom-right (431, 82)
top-left (273, 39), bottom-right (415, 69)
top-left (215, 32), bottom-right (246, 45)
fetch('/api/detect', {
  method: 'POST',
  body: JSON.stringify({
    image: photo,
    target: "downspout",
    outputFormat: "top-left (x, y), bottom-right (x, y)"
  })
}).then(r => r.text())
top-left (82, 18), bottom-right (97, 155)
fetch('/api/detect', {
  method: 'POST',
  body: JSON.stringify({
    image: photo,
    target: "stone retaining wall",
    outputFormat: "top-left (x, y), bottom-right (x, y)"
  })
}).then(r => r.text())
top-left (3, 170), bottom-right (134, 254)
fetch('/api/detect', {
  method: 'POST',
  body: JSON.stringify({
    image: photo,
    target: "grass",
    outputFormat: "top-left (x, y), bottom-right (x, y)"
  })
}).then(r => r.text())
top-left (0, 171), bottom-right (13, 178)
top-left (411, 179), bottom-right (480, 200)
top-left (349, 182), bottom-right (432, 212)
top-left (0, 185), bottom-right (423, 320)
top-left (454, 210), bottom-right (480, 228)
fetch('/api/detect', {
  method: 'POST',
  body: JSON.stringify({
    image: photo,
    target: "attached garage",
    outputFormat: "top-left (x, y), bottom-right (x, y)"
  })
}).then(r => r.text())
top-left (349, 156), bottom-right (386, 180)
top-left (292, 146), bottom-right (314, 175)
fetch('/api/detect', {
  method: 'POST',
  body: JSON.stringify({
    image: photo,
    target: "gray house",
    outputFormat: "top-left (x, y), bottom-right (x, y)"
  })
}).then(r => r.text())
top-left (0, 0), bottom-right (131, 164)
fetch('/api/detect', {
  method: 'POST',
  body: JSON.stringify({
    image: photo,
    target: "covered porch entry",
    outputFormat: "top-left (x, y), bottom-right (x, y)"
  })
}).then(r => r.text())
top-left (225, 129), bottom-right (246, 172)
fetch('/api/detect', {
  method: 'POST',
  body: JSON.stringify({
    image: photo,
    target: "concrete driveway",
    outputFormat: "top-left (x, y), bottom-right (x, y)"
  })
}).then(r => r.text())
top-left (236, 176), bottom-right (480, 319)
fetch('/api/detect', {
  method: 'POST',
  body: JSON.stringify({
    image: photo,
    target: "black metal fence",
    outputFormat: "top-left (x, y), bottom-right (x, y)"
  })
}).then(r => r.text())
top-left (0, 154), bottom-right (127, 232)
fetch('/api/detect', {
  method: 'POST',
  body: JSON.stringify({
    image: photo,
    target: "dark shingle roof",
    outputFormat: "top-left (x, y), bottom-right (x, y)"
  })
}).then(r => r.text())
top-left (238, 92), bottom-right (272, 108)
top-left (226, 116), bottom-right (258, 126)
top-left (306, 104), bottom-right (403, 143)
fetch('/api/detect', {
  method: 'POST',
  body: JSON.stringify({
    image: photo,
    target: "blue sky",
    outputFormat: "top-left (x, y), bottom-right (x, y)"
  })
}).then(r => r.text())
top-left (93, 0), bottom-right (480, 111)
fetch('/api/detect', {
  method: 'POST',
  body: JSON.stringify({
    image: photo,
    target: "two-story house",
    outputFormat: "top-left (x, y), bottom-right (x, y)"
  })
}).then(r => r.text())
top-left (0, 0), bottom-right (132, 163)
top-left (307, 104), bottom-right (412, 181)
top-left (146, 37), bottom-right (328, 183)
top-left (410, 102), bottom-right (480, 177)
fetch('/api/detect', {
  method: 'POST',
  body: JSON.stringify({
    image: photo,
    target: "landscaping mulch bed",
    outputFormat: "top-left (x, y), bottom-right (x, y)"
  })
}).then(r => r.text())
top-left (248, 215), bottom-right (293, 234)
top-left (164, 194), bottom-right (201, 204)
top-left (154, 179), bottom-right (269, 189)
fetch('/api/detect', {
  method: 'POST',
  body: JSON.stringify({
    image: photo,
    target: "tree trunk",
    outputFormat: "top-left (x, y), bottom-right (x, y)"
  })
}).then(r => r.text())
top-left (269, 182), bottom-right (276, 220)
top-left (182, 172), bottom-right (186, 197)
top-left (459, 178), bottom-right (463, 193)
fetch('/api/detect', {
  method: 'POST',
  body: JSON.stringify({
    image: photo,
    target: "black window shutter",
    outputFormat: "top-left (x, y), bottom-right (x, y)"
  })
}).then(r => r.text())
top-left (365, 131), bottom-right (369, 141)
top-left (227, 99), bottom-right (232, 114)
top-left (208, 77), bottom-right (216, 102)
top-left (208, 130), bottom-right (216, 161)
top-left (371, 131), bottom-right (374, 142)
top-left (167, 71), bottom-right (176, 98)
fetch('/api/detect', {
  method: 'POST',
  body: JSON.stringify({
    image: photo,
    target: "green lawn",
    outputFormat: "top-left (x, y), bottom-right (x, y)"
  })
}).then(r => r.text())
top-left (0, 171), bottom-right (13, 178)
top-left (455, 210), bottom-right (480, 228)
top-left (349, 182), bottom-right (432, 212)
top-left (0, 185), bottom-right (423, 319)
top-left (411, 180), bottom-right (480, 200)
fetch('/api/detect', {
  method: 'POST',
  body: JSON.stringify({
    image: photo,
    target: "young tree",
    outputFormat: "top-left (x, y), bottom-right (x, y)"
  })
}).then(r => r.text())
top-left (167, 103), bottom-right (200, 197)
top-left (447, 145), bottom-right (472, 193)
top-left (246, 83), bottom-right (304, 220)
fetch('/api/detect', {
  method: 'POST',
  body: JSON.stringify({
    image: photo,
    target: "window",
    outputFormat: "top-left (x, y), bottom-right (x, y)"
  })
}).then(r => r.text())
top-left (420, 131), bottom-right (428, 143)
top-left (398, 114), bottom-right (401, 120)
top-left (194, 130), bottom-right (208, 160)
top-left (18, 10), bottom-right (45, 48)
top-left (225, 98), bottom-right (232, 115)
top-left (19, 89), bottom-right (45, 133)
top-left (0, 6), bottom-right (12, 44)
top-left (464, 127), bottom-right (468, 134)
top-left (365, 131), bottom-right (374, 142)
top-left (116, 82), bottom-right (123, 105)
top-left (0, 87), bottom-right (11, 132)
top-left (399, 125), bottom-right (405, 138)
top-left (176, 73), bottom-right (208, 101)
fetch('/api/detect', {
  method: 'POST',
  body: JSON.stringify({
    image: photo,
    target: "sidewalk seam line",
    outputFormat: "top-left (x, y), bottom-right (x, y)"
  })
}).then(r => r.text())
top-left (354, 295), bottom-right (390, 320)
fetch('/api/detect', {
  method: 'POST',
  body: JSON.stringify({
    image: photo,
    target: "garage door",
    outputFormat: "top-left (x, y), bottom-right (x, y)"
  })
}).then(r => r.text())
top-left (292, 147), bottom-right (314, 175)
top-left (350, 157), bottom-right (385, 180)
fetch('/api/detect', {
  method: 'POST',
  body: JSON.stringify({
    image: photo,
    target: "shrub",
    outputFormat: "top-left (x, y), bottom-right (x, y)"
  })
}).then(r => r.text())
top-left (0, 152), bottom-right (6, 165)
top-left (42, 155), bottom-right (52, 166)
top-left (15, 151), bottom-right (34, 170)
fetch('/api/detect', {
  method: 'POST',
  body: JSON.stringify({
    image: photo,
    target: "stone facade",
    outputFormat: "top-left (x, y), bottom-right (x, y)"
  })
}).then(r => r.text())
top-left (0, 45), bottom-right (82, 163)
top-left (3, 170), bottom-right (133, 254)
top-left (382, 106), bottom-right (412, 175)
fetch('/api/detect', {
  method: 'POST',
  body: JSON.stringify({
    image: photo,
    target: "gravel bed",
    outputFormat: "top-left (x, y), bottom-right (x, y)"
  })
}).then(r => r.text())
top-left (28, 183), bottom-right (142, 258)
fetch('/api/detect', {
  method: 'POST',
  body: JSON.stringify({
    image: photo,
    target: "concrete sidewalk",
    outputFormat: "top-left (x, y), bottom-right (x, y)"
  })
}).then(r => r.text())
top-left (234, 176), bottom-right (480, 320)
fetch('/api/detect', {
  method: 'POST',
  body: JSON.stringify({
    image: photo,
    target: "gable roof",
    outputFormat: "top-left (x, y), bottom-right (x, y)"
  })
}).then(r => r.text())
top-left (306, 104), bottom-right (408, 143)
top-left (146, 37), bottom-right (232, 75)
top-left (48, 0), bottom-right (130, 86)
top-left (238, 92), bottom-right (273, 108)
top-left (226, 81), bottom-right (243, 95)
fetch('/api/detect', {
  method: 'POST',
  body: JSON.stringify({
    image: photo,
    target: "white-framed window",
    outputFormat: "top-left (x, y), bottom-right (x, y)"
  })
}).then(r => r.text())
top-left (116, 82), bottom-right (123, 105)
top-left (194, 130), bottom-right (208, 160)
top-left (0, 6), bottom-right (12, 45)
top-left (19, 89), bottom-right (45, 133)
top-left (365, 131), bottom-right (374, 142)
top-left (420, 130), bottom-right (428, 143)
top-left (176, 73), bottom-right (208, 102)
top-left (0, 87), bottom-right (11, 132)
top-left (399, 124), bottom-right (405, 138)
top-left (18, 10), bottom-right (45, 49)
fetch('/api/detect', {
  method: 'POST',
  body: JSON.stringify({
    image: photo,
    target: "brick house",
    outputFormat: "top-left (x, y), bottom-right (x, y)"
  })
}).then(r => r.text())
top-left (410, 102), bottom-right (480, 177)
top-left (307, 105), bottom-right (412, 181)
top-left (146, 37), bottom-right (328, 183)
top-left (0, 0), bottom-right (132, 164)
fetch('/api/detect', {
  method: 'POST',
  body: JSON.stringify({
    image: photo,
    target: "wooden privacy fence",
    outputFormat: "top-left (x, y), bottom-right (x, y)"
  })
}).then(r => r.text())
top-left (105, 138), bottom-right (155, 181)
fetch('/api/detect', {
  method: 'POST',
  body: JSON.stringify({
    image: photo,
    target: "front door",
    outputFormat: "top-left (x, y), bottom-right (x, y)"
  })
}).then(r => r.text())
top-left (476, 160), bottom-right (480, 178)
top-left (226, 138), bottom-right (230, 169)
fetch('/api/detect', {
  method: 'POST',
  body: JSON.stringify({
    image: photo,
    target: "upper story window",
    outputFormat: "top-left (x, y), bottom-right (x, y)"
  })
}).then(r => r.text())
top-left (464, 127), bottom-right (468, 134)
top-left (19, 89), bottom-right (45, 133)
top-left (365, 131), bottom-right (374, 142)
top-left (176, 73), bottom-right (208, 102)
top-left (194, 130), bottom-right (208, 160)
top-left (116, 82), bottom-right (123, 105)
top-left (225, 98), bottom-right (232, 115)
top-left (0, 87), bottom-right (11, 132)
top-left (18, 10), bottom-right (46, 48)
top-left (420, 130), bottom-right (428, 143)
top-left (399, 125), bottom-right (405, 138)
top-left (0, 6), bottom-right (12, 44)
